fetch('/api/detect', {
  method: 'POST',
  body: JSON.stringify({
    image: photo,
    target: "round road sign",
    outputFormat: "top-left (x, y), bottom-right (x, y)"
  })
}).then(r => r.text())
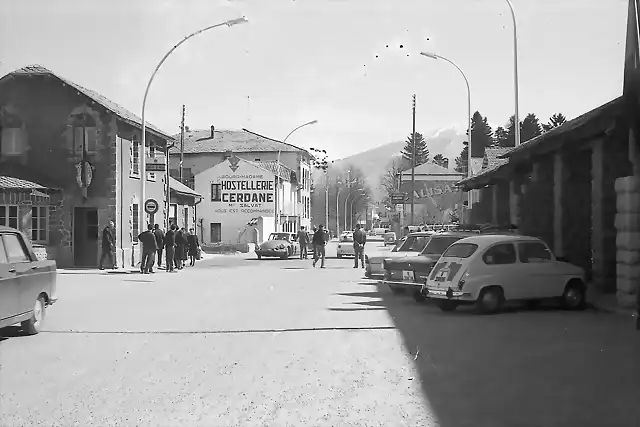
top-left (144, 198), bottom-right (159, 214)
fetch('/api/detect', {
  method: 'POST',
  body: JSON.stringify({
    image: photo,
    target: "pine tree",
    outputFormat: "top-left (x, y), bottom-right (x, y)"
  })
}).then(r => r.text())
top-left (470, 111), bottom-right (493, 157)
top-left (454, 141), bottom-right (469, 174)
top-left (521, 113), bottom-right (543, 143)
top-left (494, 115), bottom-right (517, 147)
top-left (401, 132), bottom-right (429, 168)
top-left (433, 153), bottom-right (447, 168)
top-left (542, 113), bottom-right (568, 132)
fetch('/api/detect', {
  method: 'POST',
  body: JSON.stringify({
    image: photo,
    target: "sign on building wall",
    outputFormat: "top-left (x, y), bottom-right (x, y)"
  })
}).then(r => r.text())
top-left (399, 180), bottom-right (466, 223)
top-left (212, 173), bottom-right (275, 215)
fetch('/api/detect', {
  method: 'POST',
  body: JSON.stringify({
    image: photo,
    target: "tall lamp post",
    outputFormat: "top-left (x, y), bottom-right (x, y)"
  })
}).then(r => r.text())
top-left (350, 193), bottom-right (369, 230)
top-left (139, 17), bottom-right (248, 236)
top-left (344, 189), bottom-right (365, 231)
top-left (420, 52), bottom-right (472, 218)
top-left (504, 0), bottom-right (521, 147)
top-left (275, 119), bottom-right (318, 232)
top-left (335, 176), bottom-right (357, 236)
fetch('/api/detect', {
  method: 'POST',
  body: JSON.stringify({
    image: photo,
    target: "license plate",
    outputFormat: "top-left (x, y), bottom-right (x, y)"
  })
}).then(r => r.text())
top-left (435, 269), bottom-right (450, 282)
top-left (402, 270), bottom-right (415, 281)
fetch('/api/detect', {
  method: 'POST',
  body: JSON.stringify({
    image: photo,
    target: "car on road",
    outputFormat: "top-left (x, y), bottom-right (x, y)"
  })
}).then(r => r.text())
top-left (0, 227), bottom-right (57, 335)
top-left (382, 229), bottom-right (500, 301)
top-left (255, 233), bottom-right (297, 259)
top-left (422, 234), bottom-right (587, 313)
top-left (365, 232), bottom-right (432, 278)
top-left (383, 231), bottom-right (397, 246)
top-left (337, 232), bottom-right (355, 258)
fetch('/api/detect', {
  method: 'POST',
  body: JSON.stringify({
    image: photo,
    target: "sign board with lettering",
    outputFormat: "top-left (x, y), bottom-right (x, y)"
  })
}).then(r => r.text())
top-left (399, 180), bottom-right (466, 224)
top-left (212, 172), bottom-right (276, 216)
top-left (391, 192), bottom-right (406, 204)
top-left (146, 158), bottom-right (166, 172)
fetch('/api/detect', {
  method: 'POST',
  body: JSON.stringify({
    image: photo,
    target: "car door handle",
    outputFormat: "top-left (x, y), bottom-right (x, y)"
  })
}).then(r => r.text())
top-left (8, 268), bottom-right (15, 273)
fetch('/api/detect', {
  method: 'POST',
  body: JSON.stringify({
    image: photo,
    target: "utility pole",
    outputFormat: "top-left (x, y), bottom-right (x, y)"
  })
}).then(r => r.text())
top-left (179, 105), bottom-right (185, 183)
top-left (410, 94), bottom-right (416, 226)
top-left (325, 173), bottom-right (329, 231)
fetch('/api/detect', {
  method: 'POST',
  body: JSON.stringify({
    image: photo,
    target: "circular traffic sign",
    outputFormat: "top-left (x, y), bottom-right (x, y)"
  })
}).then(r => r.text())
top-left (144, 198), bottom-right (159, 214)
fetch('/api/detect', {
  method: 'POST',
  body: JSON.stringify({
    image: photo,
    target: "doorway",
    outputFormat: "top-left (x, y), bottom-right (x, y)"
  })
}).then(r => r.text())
top-left (210, 223), bottom-right (221, 243)
top-left (74, 207), bottom-right (99, 267)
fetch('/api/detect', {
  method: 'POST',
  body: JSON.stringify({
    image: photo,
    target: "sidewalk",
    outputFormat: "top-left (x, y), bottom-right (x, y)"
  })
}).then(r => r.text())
top-left (586, 288), bottom-right (637, 319)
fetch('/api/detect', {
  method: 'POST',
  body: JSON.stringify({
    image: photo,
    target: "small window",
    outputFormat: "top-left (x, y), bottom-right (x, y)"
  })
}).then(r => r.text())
top-left (483, 243), bottom-right (517, 265)
top-left (0, 205), bottom-right (19, 229)
top-left (74, 126), bottom-right (99, 154)
top-left (132, 204), bottom-right (139, 242)
top-left (131, 140), bottom-right (140, 176)
top-left (211, 183), bottom-right (221, 202)
top-left (443, 243), bottom-right (478, 258)
top-left (518, 242), bottom-right (552, 263)
top-left (2, 233), bottom-right (31, 263)
top-left (1, 128), bottom-right (26, 156)
top-left (421, 236), bottom-right (462, 256)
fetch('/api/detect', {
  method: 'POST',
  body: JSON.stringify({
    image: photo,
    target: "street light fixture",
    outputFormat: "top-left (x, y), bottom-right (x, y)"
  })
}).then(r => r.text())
top-left (420, 51), bottom-right (473, 220)
top-left (503, 0), bottom-right (521, 147)
top-left (344, 189), bottom-right (366, 231)
top-left (350, 193), bottom-right (369, 230)
top-left (336, 176), bottom-right (358, 236)
top-left (275, 119), bottom-right (318, 232)
top-left (139, 16), bottom-right (248, 235)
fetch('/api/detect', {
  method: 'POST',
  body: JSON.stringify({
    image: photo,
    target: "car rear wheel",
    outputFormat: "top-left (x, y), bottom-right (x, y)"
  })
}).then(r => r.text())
top-left (22, 296), bottom-right (46, 335)
top-left (475, 287), bottom-right (504, 314)
top-left (561, 280), bottom-right (586, 310)
top-left (436, 300), bottom-right (458, 312)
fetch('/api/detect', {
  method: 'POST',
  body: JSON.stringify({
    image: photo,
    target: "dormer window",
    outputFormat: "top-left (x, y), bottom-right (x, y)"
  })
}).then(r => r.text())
top-left (70, 112), bottom-right (99, 155)
top-left (0, 111), bottom-right (27, 156)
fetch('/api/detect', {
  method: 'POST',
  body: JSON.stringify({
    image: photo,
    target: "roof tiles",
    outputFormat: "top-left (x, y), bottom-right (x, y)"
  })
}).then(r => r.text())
top-left (169, 128), bottom-right (307, 155)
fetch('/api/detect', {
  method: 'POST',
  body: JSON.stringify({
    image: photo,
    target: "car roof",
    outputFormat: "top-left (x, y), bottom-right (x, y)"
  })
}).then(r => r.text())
top-left (430, 231), bottom-right (480, 237)
top-left (407, 232), bottom-right (433, 237)
top-left (453, 234), bottom-right (542, 248)
top-left (0, 226), bottom-right (19, 232)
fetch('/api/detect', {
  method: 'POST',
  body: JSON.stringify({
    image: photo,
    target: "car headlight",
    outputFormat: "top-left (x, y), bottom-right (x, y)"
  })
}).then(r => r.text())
top-left (278, 244), bottom-right (285, 249)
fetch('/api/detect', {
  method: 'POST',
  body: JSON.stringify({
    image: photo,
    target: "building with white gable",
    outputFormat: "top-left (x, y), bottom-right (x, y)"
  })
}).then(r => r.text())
top-left (194, 152), bottom-right (300, 244)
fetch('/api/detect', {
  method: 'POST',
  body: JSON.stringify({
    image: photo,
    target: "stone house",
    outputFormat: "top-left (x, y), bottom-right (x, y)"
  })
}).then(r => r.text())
top-left (0, 65), bottom-right (174, 268)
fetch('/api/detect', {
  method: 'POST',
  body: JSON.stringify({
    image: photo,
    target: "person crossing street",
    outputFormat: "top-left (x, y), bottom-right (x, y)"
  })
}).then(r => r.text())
top-left (353, 224), bottom-right (367, 268)
top-left (138, 224), bottom-right (158, 274)
top-left (312, 224), bottom-right (327, 268)
top-left (297, 226), bottom-right (309, 259)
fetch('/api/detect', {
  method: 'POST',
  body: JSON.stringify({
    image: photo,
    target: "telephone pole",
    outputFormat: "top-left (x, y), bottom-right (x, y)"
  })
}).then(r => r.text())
top-left (179, 105), bottom-right (185, 183)
top-left (410, 94), bottom-right (416, 226)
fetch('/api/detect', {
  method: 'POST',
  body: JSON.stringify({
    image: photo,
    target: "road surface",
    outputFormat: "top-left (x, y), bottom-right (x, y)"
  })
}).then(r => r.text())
top-left (1, 241), bottom-right (639, 427)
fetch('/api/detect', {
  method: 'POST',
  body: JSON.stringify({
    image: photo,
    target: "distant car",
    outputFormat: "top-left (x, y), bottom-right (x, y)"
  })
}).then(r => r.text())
top-left (383, 231), bottom-right (397, 246)
top-left (255, 233), bottom-right (296, 259)
top-left (383, 231), bottom-right (484, 301)
top-left (422, 235), bottom-right (587, 313)
top-left (0, 227), bottom-right (58, 335)
top-left (337, 232), bottom-right (355, 258)
top-left (366, 232), bottom-right (432, 278)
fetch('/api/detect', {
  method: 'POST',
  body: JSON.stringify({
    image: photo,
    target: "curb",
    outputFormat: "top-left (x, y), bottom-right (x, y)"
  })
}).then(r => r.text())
top-left (587, 302), bottom-right (637, 317)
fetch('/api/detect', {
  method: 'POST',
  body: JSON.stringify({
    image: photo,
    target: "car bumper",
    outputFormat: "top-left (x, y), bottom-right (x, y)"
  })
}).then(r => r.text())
top-left (382, 280), bottom-right (423, 289)
top-left (422, 285), bottom-right (473, 300)
top-left (255, 250), bottom-right (287, 256)
top-left (367, 263), bottom-right (383, 276)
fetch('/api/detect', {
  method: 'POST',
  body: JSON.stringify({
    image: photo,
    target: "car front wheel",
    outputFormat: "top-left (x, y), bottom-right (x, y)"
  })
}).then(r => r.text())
top-left (561, 280), bottom-right (586, 310)
top-left (22, 296), bottom-right (46, 335)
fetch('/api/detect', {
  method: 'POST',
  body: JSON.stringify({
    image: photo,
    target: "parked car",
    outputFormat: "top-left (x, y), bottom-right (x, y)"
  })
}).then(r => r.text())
top-left (383, 231), bottom-right (397, 246)
top-left (337, 232), bottom-right (355, 258)
top-left (422, 234), bottom-right (587, 313)
top-left (365, 232), bottom-right (432, 278)
top-left (255, 233), bottom-right (297, 259)
top-left (383, 231), bottom-right (486, 301)
top-left (0, 227), bottom-right (57, 335)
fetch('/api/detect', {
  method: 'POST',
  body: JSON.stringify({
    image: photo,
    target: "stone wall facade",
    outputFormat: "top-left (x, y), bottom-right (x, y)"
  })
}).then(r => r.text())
top-left (614, 176), bottom-right (640, 308)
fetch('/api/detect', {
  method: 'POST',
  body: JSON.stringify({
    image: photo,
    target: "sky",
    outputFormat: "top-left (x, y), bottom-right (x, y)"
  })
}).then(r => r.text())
top-left (0, 0), bottom-right (628, 162)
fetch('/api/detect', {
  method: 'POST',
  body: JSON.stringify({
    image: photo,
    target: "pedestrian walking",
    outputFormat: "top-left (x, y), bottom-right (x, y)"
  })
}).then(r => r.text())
top-left (180, 228), bottom-right (189, 265)
top-left (99, 220), bottom-right (117, 270)
top-left (353, 223), bottom-right (367, 269)
top-left (297, 226), bottom-right (309, 259)
top-left (153, 224), bottom-right (165, 268)
top-left (312, 224), bottom-right (327, 268)
top-left (187, 228), bottom-right (199, 266)
top-left (137, 224), bottom-right (158, 274)
top-left (311, 225), bottom-right (318, 260)
top-left (175, 228), bottom-right (187, 270)
top-left (164, 225), bottom-right (176, 272)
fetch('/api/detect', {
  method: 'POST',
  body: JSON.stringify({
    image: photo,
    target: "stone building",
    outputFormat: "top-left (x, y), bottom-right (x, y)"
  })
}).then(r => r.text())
top-left (0, 65), bottom-right (174, 268)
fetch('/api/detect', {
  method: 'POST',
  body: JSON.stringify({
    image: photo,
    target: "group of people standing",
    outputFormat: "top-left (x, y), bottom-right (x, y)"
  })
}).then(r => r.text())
top-left (295, 223), bottom-right (367, 269)
top-left (138, 224), bottom-right (201, 274)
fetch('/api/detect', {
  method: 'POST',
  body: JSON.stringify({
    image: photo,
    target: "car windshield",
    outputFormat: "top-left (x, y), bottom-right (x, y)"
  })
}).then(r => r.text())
top-left (340, 235), bottom-right (353, 242)
top-left (420, 236), bottom-right (464, 256)
top-left (443, 243), bottom-right (478, 258)
top-left (269, 233), bottom-right (289, 241)
top-left (399, 235), bottom-right (430, 252)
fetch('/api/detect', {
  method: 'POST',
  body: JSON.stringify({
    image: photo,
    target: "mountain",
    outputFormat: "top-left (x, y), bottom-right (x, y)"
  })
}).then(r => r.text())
top-left (315, 127), bottom-right (467, 201)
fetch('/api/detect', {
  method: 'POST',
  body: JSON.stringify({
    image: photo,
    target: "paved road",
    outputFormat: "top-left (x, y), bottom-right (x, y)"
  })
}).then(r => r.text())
top-left (1, 242), bottom-right (639, 426)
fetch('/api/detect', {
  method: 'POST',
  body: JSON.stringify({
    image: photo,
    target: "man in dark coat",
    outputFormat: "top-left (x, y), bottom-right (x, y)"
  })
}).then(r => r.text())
top-left (353, 223), bottom-right (367, 269)
top-left (99, 220), bottom-right (117, 270)
top-left (175, 228), bottom-right (187, 270)
top-left (153, 224), bottom-right (165, 268)
top-left (164, 224), bottom-right (176, 272)
top-left (297, 226), bottom-right (309, 259)
top-left (138, 224), bottom-right (158, 274)
top-left (186, 228), bottom-right (199, 266)
top-left (312, 224), bottom-right (327, 268)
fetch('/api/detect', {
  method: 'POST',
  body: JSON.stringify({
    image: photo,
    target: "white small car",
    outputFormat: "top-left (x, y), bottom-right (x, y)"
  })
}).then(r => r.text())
top-left (421, 234), bottom-right (587, 313)
top-left (337, 233), bottom-right (355, 258)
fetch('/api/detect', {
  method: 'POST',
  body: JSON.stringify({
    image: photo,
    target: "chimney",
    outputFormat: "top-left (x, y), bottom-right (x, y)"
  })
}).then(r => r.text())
top-left (443, 159), bottom-right (449, 169)
top-left (210, 125), bottom-right (215, 139)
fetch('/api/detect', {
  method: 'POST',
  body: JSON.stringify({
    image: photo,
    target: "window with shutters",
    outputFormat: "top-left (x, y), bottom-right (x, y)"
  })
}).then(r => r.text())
top-left (0, 128), bottom-right (27, 156)
top-left (130, 139), bottom-right (140, 177)
top-left (31, 206), bottom-right (48, 243)
top-left (73, 126), bottom-right (99, 155)
top-left (131, 204), bottom-right (139, 242)
top-left (211, 183), bottom-right (221, 202)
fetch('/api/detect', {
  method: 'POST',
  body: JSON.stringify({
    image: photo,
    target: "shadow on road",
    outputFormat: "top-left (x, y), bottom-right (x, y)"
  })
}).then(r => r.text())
top-left (372, 281), bottom-right (640, 427)
top-left (0, 325), bottom-right (25, 341)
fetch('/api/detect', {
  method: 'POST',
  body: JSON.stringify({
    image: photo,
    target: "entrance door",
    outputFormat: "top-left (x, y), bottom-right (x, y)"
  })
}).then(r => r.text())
top-left (74, 207), bottom-right (99, 267)
top-left (210, 223), bottom-right (221, 243)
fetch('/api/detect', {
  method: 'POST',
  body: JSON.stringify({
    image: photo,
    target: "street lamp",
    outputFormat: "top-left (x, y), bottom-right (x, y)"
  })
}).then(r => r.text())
top-left (504, 0), bottom-right (521, 147)
top-left (335, 175), bottom-right (358, 236)
top-left (350, 193), bottom-right (369, 230)
top-left (275, 119), bottom-right (318, 232)
top-left (139, 16), bottom-right (248, 235)
top-left (420, 52), bottom-right (473, 219)
top-left (344, 189), bottom-right (365, 231)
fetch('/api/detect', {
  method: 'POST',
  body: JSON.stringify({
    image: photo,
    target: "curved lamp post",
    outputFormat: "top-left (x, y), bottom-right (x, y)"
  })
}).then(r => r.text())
top-left (275, 119), bottom-right (318, 232)
top-left (344, 189), bottom-right (365, 231)
top-left (336, 176), bottom-right (358, 236)
top-left (140, 17), bottom-right (248, 234)
top-left (350, 193), bottom-right (369, 230)
top-left (504, 0), bottom-right (520, 147)
top-left (420, 52), bottom-right (472, 221)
